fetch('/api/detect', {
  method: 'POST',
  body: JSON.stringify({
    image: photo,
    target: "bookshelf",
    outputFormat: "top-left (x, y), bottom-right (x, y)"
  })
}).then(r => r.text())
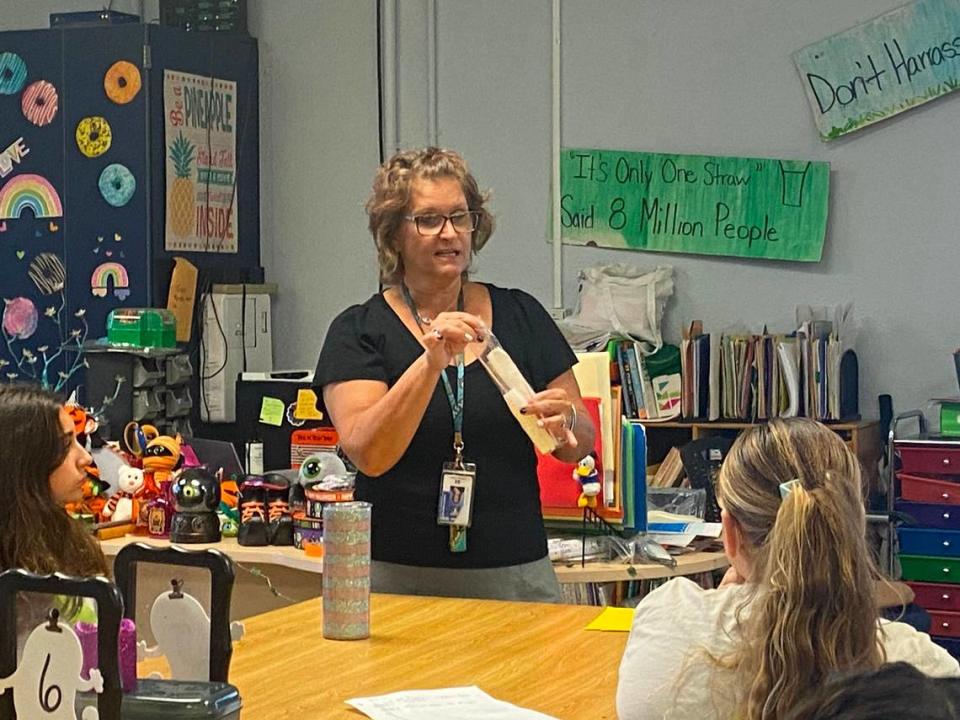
top-left (643, 419), bottom-right (882, 488)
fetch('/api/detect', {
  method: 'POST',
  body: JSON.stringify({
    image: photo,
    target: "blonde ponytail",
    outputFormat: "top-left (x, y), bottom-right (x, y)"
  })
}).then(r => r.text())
top-left (717, 419), bottom-right (883, 720)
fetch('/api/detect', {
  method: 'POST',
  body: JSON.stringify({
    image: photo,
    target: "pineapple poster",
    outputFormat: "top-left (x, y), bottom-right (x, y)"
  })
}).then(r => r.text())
top-left (163, 70), bottom-right (238, 253)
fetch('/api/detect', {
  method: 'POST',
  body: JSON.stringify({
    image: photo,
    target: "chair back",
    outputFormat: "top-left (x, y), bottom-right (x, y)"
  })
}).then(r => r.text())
top-left (113, 542), bottom-right (235, 682)
top-left (0, 569), bottom-right (124, 719)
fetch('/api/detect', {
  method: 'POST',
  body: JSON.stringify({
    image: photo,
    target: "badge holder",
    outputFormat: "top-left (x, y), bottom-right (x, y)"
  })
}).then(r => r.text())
top-left (437, 434), bottom-right (476, 552)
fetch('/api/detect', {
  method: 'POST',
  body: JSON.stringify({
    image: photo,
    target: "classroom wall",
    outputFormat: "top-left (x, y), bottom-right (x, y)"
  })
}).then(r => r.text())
top-left (248, 0), bottom-right (380, 372)
top-left (384, 0), bottom-right (960, 420)
top-left (5, 2), bottom-right (958, 419)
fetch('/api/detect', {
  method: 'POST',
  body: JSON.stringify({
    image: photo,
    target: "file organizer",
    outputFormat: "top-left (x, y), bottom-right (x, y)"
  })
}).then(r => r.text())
top-left (893, 412), bottom-right (960, 658)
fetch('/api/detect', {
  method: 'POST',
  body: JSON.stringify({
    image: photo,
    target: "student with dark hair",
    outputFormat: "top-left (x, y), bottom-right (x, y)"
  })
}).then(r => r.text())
top-left (0, 384), bottom-right (110, 648)
top-left (784, 661), bottom-right (960, 720)
top-left (616, 418), bottom-right (959, 720)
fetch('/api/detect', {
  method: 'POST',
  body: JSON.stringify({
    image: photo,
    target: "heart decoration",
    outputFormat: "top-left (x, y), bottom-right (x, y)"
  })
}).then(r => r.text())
top-left (93, 247), bottom-right (100, 254)
top-left (0, 221), bottom-right (7, 232)
top-left (114, 233), bottom-right (122, 242)
top-left (16, 251), bottom-right (25, 260)
top-left (105, 250), bottom-right (113, 257)
top-left (97, 236), bottom-right (104, 243)
top-left (34, 230), bottom-right (41, 238)
top-left (49, 222), bottom-right (59, 232)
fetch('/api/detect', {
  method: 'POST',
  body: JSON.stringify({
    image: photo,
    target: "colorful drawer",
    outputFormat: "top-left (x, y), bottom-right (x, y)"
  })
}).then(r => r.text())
top-left (898, 528), bottom-right (960, 557)
top-left (895, 501), bottom-right (960, 530)
top-left (899, 555), bottom-right (960, 583)
top-left (906, 582), bottom-right (960, 611)
top-left (898, 444), bottom-right (960, 475)
top-left (899, 473), bottom-right (960, 505)
top-left (928, 610), bottom-right (960, 638)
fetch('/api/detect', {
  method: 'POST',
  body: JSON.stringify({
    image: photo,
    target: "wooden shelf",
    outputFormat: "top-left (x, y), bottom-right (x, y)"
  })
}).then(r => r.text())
top-left (642, 418), bottom-right (882, 487)
top-left (98, 535), bottom-right (323, 574)
top-left (553, 550), bottom-right (728, 584)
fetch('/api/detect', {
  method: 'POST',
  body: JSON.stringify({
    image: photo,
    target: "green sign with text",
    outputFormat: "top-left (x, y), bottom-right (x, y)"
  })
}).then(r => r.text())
top-left (560, 148), bottom-right (829, 262)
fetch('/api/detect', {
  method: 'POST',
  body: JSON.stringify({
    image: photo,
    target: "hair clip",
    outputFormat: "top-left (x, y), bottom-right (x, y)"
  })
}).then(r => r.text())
top-left (779, 478), bottom-right (802, 500)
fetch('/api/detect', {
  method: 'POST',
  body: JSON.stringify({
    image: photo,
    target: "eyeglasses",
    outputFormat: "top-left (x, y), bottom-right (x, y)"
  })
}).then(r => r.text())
top-left (404, 210), bottom-right (480, 236)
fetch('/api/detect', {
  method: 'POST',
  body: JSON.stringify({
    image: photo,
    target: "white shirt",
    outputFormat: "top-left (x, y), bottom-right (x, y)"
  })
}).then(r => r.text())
top-left (616, 577), bottom-right (960, 720)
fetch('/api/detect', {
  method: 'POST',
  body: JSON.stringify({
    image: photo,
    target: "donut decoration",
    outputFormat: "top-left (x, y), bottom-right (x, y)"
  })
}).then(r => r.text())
top-left (20, 79), bottom-right (58, 127)
top-left (104, 60), bottom-right (142, 105)
top-left (99, 163), bottom-right (136, 207)
top-left (75, 116), bottom-right (112, 158)
top-left (0, 52), bottom-right (27, 95)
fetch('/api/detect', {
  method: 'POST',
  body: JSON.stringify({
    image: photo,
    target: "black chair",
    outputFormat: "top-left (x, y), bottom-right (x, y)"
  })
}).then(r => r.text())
top-left (0, 569), bottom-right (124, 719)
top-left (113, 542), bottom-right (235, 683)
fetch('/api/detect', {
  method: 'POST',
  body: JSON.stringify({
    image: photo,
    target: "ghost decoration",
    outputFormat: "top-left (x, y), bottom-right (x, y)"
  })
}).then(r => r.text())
top-left (0, 609), bottom-right (103, 720)
top-left (2, 297), bottom-right (38, 340)
top-left (137, 579), bottom-right (243, 681)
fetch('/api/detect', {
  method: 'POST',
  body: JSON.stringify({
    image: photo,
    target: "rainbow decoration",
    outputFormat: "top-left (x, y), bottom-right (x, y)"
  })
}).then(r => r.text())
top-left (91, 262), bottom-right (130, 301)
top-left (0, 173), bottom-right (63, 220)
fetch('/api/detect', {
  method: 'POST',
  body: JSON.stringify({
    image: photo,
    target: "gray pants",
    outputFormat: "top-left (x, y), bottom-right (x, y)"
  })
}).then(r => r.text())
top-left (371, 555), bottom-right (562, 603)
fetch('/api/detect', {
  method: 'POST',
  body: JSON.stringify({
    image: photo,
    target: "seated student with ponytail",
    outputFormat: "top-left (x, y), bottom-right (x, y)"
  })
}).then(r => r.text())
top-left (0, 384), bottom-right (110, 653)
top-left (616, 418), bottom-right (959, 720)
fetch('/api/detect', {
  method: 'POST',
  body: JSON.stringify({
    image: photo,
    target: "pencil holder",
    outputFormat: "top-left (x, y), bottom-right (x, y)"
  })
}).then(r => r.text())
top-left (321, 501), bottom-right (371, 640)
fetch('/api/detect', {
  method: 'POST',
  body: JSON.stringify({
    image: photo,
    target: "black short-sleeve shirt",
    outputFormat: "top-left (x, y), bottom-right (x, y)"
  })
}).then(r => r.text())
top-left (314, 283), bottom-right (577, 568)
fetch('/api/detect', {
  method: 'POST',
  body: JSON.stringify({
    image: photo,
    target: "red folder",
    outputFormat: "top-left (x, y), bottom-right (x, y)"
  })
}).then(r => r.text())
top-left (537, 397), bottom-right (615, 517)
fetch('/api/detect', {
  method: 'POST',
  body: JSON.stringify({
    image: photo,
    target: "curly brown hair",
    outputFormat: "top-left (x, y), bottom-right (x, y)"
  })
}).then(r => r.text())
top-left (0, 384), bottom-right (108, 580)
top-left (366, 147), bottom-right (495, 285)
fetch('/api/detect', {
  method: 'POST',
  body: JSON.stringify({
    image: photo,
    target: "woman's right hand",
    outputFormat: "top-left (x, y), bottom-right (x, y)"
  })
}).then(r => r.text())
top-left (421, 311), bottom-right (486, 371)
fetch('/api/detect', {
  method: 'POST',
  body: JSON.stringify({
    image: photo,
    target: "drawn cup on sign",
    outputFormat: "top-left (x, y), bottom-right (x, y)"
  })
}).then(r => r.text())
top-left (778, 160), bottom-right (812, 208)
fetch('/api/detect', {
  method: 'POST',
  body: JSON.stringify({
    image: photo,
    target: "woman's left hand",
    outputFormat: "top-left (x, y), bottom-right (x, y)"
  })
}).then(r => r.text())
top-left (522, 388), bottom-right (578, 449)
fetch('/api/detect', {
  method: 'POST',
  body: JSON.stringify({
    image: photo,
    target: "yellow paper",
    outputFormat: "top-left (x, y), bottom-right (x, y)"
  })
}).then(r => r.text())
top-left (584, 606), bottom-right (635, 632)
top-left (294, 388), bottom-right (324, 421)
top-left (259, 396), bottom-right (285, 427)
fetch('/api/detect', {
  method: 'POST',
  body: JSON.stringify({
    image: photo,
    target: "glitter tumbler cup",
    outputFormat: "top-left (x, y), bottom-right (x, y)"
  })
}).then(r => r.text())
top-left (322, 501), bottom-right (372, 640)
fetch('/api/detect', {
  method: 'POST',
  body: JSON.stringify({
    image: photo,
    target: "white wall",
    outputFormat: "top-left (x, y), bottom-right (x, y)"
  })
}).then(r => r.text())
top-left (386, 0), bottom-right (960, 418)
top-left (249, 0), bottom-right (380, 371)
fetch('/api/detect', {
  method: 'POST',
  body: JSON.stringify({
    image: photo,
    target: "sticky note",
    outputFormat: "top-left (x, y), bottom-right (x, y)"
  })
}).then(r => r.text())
top-left (294, 388), bottom-right (324, 421)
top-left (259, 396), bottom-right (285, 427)
top-left (584, 606), bottom-right (635, 632)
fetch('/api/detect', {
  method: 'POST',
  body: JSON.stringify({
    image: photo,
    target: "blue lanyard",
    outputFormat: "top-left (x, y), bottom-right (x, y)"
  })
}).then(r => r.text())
top-left (400, 283), bottom-right (465, 462)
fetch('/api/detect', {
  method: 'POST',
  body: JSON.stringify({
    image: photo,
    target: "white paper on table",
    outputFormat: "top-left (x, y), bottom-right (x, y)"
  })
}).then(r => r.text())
top-left (687, 522), bottom-right (723, 538)
top-left (346, 686), bottom-right (559, 720)
top-left (649, 531), bottom-right (697, 548)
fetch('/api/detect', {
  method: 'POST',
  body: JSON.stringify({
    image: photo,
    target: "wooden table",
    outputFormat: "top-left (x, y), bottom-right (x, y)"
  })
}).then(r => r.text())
top-left (225, 593), bottom-right (626, 719)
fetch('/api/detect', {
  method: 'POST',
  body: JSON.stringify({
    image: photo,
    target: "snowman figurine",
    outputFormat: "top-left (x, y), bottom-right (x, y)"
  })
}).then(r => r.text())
top-left (0, 608), bottom-right (103, 720)
top-left (138, 579), bottom-right (244, 681)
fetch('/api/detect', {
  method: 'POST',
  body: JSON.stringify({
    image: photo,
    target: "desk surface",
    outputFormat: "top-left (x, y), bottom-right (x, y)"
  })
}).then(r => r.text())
top-left (553, 550), bottom-right (728, 583)
top-left (228, 593), bottom-right (625, 719)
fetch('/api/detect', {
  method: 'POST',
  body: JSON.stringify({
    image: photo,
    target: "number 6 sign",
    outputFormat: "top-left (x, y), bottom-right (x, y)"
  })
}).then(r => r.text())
top-left (0, 609), bottom-right (103, 719)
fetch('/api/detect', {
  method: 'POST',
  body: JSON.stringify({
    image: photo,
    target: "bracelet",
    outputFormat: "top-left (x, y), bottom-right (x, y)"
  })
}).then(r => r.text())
top-left (566, 403), bottom-right (577, 435)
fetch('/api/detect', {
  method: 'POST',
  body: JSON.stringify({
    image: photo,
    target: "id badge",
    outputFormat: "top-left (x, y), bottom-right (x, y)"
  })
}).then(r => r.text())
top-left (437, 462), bottom-right (476, 528)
